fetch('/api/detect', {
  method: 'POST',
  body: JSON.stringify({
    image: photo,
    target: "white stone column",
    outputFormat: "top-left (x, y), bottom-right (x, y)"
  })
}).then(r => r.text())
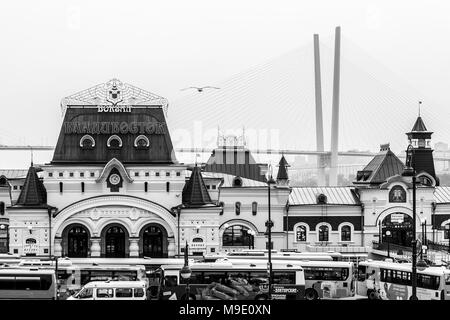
top-left (90, 238), bottom-right (101, 257)
top-left (167, 237), bottom-right (175, 257)
top-left (129, 237), bottom-right (140, 257)
top-left (54, 237), bottom-right (62, 257)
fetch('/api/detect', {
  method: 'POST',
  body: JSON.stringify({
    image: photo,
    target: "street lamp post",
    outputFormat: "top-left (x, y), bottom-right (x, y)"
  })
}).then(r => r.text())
top-left (180, 242), bottom-right (192, 300)
top-left (176, 206), bottom-right (182, 258)
top-left (386, 230), bottom-right (391, 259)
top-left (266, 165), bottom-right (275, 300)
top-left (402, 144), bottom-right (418, 300)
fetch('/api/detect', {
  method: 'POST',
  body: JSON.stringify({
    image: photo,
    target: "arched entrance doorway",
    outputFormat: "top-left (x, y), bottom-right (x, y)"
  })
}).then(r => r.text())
top-left (105, 225), bottom-right (126, 258)
top-left (382, 213), bottom-right (413, 247)
top-left (142, 225), bottom-right (165, 258)
top-left (67, 225), bottom-right (89, 257)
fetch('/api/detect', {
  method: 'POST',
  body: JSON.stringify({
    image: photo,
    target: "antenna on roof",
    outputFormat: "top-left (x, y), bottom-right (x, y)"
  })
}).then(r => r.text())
top-left (418, 101), bottom-right (422, 117)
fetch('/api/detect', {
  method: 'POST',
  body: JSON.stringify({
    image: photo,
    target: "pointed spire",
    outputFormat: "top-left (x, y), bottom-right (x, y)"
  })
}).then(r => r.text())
top-left (15, 165), bottom-right (47, 206)
top-left (276, 155), bottom-right (289, 183)
top-left (182, 165), bottom-right (212, 207)
top-left (411, 116), bottom-right (428, 132)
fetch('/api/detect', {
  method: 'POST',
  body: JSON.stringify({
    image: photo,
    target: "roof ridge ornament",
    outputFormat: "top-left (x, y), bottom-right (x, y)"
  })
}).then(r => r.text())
top-left (60, 79), bottom-right (169, 117)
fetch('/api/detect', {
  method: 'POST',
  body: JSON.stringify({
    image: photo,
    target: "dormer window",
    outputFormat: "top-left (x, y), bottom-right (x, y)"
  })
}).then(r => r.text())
top-left (134, 135), bottom-right (150, 149)
top-left (317, 194), bottom-right (327, 204)
top-left (107, 135), bottom-right (123, 149)
top-left (233, 177), bottom-right (243, 187)
top-left (80, 135), bottom-right (95, 149)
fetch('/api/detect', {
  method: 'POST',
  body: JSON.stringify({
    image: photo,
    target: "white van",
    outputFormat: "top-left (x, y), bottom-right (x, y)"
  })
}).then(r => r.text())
top-left (67, 280), bottom-right (147, 300)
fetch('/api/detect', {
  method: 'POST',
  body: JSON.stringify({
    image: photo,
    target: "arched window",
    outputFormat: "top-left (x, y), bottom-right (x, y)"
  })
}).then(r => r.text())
top-left (26, 238), bottom-right (37, 244)
top-left (389, 185), bottom-right (406, 203)
top-left (252, 202), bottom-right (257, 216)
top-left (222, 225), bottom-right (252, 247)
top-left (235, 202), bottom-right (241, 215)
top-left (341, 225), bottom-right (351, 242)
top-left (233, 177), bottom-right (243, 187)
top-left (79, 135), bottom-right (95, 149)
top-left (296, 225), bottom-right (307, 242)
top-left (192, 237), bottom-right (203, 243)
top-left (444, 224), bottom-right (450, 240)
top-left (0, 176), bottom-right (7, 186)
top-left (107, 135), bottom-right (123, 148)
top-left (318, 225), bottom-right (329, 242)
top-left (418, 175), bottom-right (433, 186)
top-left (134, 135), bottom-right (150, 148)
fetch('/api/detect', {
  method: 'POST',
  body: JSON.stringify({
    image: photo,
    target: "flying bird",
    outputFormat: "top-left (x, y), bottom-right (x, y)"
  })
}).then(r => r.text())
top-left (181, 86), bottom-right (220, 92)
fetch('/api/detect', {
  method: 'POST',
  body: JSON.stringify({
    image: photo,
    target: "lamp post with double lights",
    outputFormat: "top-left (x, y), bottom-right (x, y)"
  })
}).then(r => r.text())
top-left (266, 164), bottom-right (276, 300)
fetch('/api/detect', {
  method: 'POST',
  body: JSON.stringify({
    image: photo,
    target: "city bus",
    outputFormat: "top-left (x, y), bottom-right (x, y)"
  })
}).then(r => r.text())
top-left (0, 253), bottom-right (22, 267)
top-left (67, 257), bottom-right (186, 272)
top-left (224, 258), bottom-right (354, 300)
top-left (204, 250), bottom-right (340, 262)
top-left (157, 261), bottom-right (306, 300)
top-left (0, 268), bottom-right (57, 300)
top-left (356, 260), bottom-right (450, 300)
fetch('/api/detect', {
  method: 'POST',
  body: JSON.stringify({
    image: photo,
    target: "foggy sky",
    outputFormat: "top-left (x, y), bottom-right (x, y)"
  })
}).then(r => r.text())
top-left (1, 0), bottom-right (450, 168)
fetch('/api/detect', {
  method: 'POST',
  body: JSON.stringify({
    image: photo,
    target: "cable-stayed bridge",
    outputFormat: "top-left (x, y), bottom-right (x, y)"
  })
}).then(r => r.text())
top-left (1, 27), bottom-right (450, 184)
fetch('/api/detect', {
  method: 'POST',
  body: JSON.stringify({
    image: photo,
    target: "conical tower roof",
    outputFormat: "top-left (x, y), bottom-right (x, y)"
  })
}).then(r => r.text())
top-left (15, 165), bottom-right (47, 207)
top-left (411, 116), bottom-right (428, 132)
top-left (182, 165), bottom-right (212, 207)
top-left (277, 155), bottom-right (289, 181)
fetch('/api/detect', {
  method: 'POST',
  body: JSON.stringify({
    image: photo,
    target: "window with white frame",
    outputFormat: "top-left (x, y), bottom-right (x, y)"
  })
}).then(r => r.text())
top-left (318, 225), bottom-right (329, 242)
top-left (341, 225), bottom-right (351, 242)
top-left (296, 225), bottom-right (307, 242)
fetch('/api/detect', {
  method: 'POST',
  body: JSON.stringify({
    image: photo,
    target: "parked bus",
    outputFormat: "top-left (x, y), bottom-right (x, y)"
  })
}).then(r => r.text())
top-left (356, 260), bottom-right (450, 300)
top-left (67, 280), bottom-right (147, 300)
top-left (204, 250), bottom-right (339, 262)
top-left (0, 268), bottom-right (57, 300)
top-left (67, 257), bottom-right (186, 272)
top-left (224, 258), bottom-right (354, 300)
top-left (0, 253), bottom-right (22, 267)
top-left (156, 261), bottom-right (306, 300)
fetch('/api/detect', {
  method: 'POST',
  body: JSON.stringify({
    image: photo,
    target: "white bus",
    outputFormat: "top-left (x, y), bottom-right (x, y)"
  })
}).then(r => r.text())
top-left (357, 260), bottom-right (450, 300)
top-left (0, 268), bottom-right (57, 300)
top-left (204, 251), bottom-right (339, 262)
top-left (157, 261), bottom-right (306, 300)
top-left (223, 258), bottom-right (354, 300)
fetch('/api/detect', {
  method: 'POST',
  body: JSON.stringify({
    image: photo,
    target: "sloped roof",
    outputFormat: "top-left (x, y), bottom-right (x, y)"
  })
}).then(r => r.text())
top-left (182, 165), bottom-right (213, 207)
top-left (201, 172), bottom-right (267, 187)
top-left (14, 166), bottom-right (47, 207)
top-left (411, 116), bottom-right (428, 132)
top-left (434, 186), bottom-right (450, 203)
top-left (354, 144), bottom-right (404, 185)
top-left (276, 155), bottom-right (289, 181)
top-left (204, 147), bottom-right (266, 182)
top-left (289, 187), bottom-right (360, 206)
top-left (52, 79), bottom-right (176, 165)
top-left (0, 169), bottom-right (29, 180)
